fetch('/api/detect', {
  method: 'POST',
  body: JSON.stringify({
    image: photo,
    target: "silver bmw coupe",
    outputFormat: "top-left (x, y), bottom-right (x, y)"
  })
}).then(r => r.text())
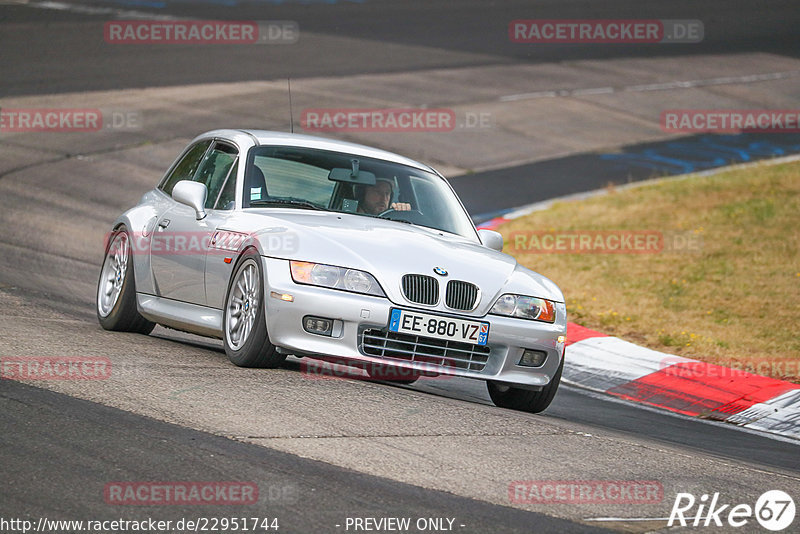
top-left (97, 129), bottom-right (567, 413)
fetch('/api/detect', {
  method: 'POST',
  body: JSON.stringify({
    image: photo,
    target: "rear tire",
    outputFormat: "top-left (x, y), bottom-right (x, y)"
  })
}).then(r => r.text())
top-left (96, 226), bottom-right (155, 335)
top-left (223, 249), bottom-right (286, 368)
top-left (487, 357), bottom-right (563, 413)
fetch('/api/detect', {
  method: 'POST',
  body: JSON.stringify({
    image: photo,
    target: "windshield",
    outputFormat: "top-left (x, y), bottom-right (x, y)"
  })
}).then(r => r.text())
top-left (243, 145), bottom-right (478, 239)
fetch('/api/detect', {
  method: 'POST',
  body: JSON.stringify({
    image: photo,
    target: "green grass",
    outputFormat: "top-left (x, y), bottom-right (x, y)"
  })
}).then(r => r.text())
top-left (499, 160), bottom-right (800, 382)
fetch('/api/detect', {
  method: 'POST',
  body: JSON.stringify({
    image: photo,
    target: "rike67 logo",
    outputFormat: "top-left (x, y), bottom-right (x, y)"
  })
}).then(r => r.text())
top-left (669, 490), bottom-right (795, 531)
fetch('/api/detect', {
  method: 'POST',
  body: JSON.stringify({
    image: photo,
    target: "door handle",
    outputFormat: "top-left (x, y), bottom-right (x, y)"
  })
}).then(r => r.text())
top-left (158, 219), bottom-right (171, 229)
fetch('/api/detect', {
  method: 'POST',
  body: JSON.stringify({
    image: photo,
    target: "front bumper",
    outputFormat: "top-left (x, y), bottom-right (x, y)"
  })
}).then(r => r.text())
top-left (262, 257), bottom-right (566, 388)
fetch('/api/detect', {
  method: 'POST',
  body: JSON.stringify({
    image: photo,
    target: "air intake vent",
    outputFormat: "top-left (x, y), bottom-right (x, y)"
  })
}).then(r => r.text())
top-left (445, 280), bottom-right (479, 310)
top-left (401, 274), bottom-right (439, 305)
top-left (362, 329), bottom-right (491, 372)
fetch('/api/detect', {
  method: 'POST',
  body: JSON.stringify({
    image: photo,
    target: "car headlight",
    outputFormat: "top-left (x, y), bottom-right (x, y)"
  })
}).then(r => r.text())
top-left (489, 294), bottom-right (556, 323)
top-left (290, 261), bottom-right (385, 297)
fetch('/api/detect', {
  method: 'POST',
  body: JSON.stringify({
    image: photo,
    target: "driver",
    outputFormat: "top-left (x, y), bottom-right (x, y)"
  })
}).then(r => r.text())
top-left (357, 178), bottom-right (411, 215)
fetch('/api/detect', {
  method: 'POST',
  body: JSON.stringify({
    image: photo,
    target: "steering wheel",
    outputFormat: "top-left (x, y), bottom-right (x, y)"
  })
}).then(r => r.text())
top-left (379, 207), bottom-right (420, 217)
top-left (377, 208), bottom-right (426, 224)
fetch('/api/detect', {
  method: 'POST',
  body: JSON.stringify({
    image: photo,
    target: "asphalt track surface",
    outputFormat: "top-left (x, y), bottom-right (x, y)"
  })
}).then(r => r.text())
top-left (2, 0), bottom-right (799, 96)
top-left (1, 379), bottom-right (603, 533)
top-left (461, 133), bottom-right (800, 221)
top-left (1, 1), bottom-right (800, 533)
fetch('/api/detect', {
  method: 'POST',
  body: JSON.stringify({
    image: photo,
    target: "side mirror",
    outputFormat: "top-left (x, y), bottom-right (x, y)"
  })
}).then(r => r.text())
top-left (172, 180), bottom-right (207, 220)
top-left (477, 229), bottom-right (504, 252)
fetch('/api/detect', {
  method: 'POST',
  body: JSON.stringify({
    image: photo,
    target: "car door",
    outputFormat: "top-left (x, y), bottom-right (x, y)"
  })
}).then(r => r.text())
top-left (151, 140), bottom-right (238, 306)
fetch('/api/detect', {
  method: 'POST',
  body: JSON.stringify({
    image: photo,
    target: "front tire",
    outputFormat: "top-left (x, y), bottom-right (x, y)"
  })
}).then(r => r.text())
top-left (223, 250), bottom-right (286, 368)
top-left (96, 226), bottom-right (155, 334)
top-left (487, 357), bottom-right (563, 413)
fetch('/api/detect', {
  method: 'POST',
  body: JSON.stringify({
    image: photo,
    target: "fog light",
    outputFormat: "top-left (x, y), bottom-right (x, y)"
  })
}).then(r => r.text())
top-left (519, 349), bottom-right (547, 367)
top-left (303, 316), bottom-right (333, 336)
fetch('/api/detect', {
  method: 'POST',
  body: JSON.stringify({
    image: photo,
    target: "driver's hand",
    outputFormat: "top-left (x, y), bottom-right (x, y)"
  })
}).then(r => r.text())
top-left (391, 202), bottom-right (411, 211)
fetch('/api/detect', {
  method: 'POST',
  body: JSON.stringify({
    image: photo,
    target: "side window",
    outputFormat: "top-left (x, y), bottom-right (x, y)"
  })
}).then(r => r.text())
top-left (159, 140), bottom-right (212, 196)
top-left (214, 161), bottom-right (238, 210)
top-left (193, 142), bottom-right (239, 210)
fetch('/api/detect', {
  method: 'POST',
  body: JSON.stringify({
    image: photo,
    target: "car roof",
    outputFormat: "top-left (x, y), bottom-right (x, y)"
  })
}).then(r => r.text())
top-left (196, 129), bottom-right (435, 173)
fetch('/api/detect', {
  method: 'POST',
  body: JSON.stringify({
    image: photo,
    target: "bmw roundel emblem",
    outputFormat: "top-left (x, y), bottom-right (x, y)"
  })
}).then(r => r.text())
top-left (433, 267), bottom-right (448, 276)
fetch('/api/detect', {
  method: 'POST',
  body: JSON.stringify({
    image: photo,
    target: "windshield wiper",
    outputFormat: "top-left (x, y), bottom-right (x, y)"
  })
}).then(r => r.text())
top-left (377, 215), bottom-right (413, 225)
top-left (250, 198), bottom-right (327, 211)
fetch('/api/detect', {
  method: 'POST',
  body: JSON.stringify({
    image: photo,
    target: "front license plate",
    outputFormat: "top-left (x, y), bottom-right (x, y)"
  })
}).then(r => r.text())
top-left (389, 308), bottom-right (489, 345)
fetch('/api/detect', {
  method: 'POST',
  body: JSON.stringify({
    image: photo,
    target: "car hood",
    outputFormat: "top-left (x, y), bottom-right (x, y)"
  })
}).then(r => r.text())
top-left (225, 209), bottom-right (564, 314)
